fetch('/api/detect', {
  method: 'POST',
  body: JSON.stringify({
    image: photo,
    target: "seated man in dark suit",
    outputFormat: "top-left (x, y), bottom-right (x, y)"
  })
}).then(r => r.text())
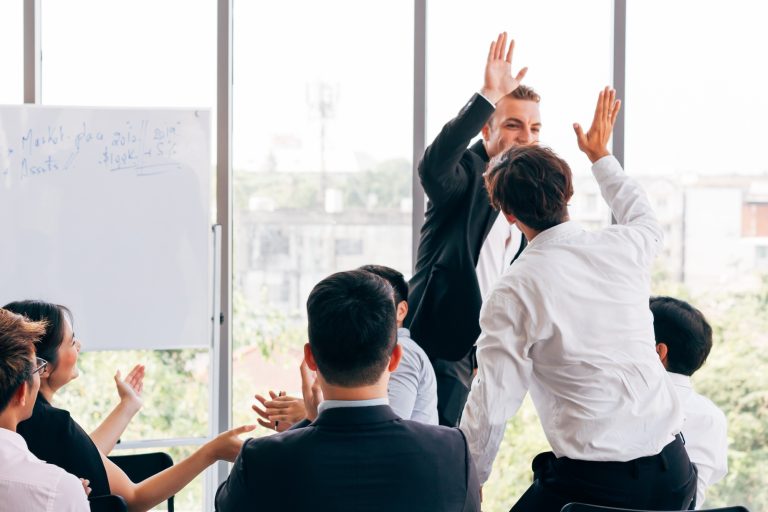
top-left (215, 269), bottom-right (481, 512)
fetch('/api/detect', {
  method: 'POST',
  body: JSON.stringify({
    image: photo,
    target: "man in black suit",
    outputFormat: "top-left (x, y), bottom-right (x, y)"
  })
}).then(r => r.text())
top-left (406, 33), bottom-right (541, 426)
top-left (215, 270), bottom-right (481, 512)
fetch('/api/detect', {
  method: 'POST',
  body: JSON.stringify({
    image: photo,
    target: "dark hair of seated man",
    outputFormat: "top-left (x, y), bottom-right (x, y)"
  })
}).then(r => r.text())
top-left (650, 296), bottom-right (713, 376)
top-left (306, 269), bottom-right (398, 387)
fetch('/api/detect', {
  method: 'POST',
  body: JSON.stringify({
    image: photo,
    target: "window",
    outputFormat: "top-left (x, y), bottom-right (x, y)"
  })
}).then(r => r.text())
top-left (232, 0), bottom-right (414, 427)
top-left (627, 1), bottom-right (768, 508)
top-left (0, 1), bottom-right (22, 103)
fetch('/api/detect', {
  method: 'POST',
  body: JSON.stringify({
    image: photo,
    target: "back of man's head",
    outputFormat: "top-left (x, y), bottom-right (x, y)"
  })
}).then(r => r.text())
top-left (650, 296), bottom-right (713, 376)
top-left (307, 270), bottom-right (397, 387)
top-left (357, 265), bottom-right (408, 304)
top-left (0, 309), bottom-right (46, 414)
top-left (484, 145), bottom-right (573, 231)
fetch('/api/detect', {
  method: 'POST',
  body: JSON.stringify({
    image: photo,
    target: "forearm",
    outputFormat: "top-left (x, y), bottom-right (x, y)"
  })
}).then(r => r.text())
top-left (90, 400), bottom-right (141, 454)
top-left (127, 445), bottom-right (213, 512)
top-left (592, 155), bottom-right (663, 250)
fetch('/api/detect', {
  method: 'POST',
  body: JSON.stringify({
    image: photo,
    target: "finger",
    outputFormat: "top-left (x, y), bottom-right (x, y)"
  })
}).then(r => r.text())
top-left (114, 370), bottom-right (121, 382)
top-left (514, 66), bottom-right (528, 84)
top-left (610, 99), bottom-right (622, 126)
top-left (268, 390), bottom-right (278, 399)
top-left (254, 394), bottom-right (268, 405)
top-left (257, 418), bottom-right (273, 429)
top-left (604, 87), bottom-right (614, 124)
top-left (495, 33), bottom-right (504, 60)
top-left (232, 424), bottom-right (257, 435)
top-left (137, 381), bottom-right (143, 394)
top-left (592, 89), bottom-right (604, 125)
top-left (268, 414), bottom-right (293, 423)
top-left (573, 123), bottom-right (586, 145)
top-left (488, 41), bottom-right (495, 62)
top-left (498, 32), bottom-right (507, 60)
top-left (251, 404), bottom-right (270, 419)
top-left (505, 38), bottom-right (515, 63)
top-left (264, 400), bottom-right (299, 409)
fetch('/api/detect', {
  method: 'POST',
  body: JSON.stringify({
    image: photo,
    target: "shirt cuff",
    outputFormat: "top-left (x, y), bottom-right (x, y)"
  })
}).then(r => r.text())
top-left (477, 92), bottom-right (496, 108)
top-left (591, 154), bottom-right (622, 180)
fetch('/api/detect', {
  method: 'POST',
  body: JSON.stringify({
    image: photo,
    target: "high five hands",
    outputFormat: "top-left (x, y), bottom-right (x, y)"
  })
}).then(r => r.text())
top-left (574, 86), bottom-right (622, 163)
top-left (481, 32), bottom-right (528, 105)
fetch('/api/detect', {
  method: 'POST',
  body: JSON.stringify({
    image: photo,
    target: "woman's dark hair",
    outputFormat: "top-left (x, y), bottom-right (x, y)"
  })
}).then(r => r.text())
top-left (2, 301), bottom-right (72, 366)
top-left (484, 145), bottom-right (573, 232)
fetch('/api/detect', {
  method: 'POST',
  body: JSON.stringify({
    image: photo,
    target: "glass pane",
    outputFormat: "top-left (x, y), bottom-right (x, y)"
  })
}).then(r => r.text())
top-left (232, 0), bottom-right (414, 426)
top-left (627, 1), bottom-right (768, 509)
top-left (0, 1), bottom-right (23, 103)
top-left (427, 0), bottom-right (614, 230)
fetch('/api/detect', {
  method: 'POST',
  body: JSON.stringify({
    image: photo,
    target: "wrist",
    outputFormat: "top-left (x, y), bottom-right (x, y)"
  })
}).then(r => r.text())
top-left (479, 87), bottom-right (503, 106)
top-left (587, 149), bottom-right (611, 164)
top-left (199, 441), bottom-right (217, 466)
top-left (119, 396), bottom-right (142, 414)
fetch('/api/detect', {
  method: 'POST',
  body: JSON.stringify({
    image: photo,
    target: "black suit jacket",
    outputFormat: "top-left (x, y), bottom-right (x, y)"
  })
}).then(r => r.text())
top-left (407, 93), bottom-right (522, 361)
top-left (215, 405), bottom-right (481, 512)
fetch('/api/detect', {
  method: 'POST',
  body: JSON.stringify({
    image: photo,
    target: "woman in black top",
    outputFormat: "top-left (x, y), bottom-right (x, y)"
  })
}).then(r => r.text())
top-left (5, 300), bottom-right (254, 511)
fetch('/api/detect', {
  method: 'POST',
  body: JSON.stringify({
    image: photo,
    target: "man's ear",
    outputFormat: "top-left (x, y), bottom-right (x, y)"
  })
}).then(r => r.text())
top-left (655, 342), bottom-right (669, 368)
top-left (396, 301), bottom-right (408, 324)
top-left (14, 380), bottom-right (28, 407)
top-left (503, 211), bottom-right (517, 225)
top-left (388, 342), bottom-right (403, 373)
top-left (481, 122), bottom-right (491, 142)
top-left (304, 343), bottom-right (318, 371)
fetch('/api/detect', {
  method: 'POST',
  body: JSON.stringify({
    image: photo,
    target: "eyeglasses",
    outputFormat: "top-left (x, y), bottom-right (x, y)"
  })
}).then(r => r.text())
top-left (32, 357), bottom-right (48, 375)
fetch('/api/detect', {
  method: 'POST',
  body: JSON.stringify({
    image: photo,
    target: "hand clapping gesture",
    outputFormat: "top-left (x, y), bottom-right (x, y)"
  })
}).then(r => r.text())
top-left (480, 32), bottom-right (528, 105)
top-left (574, 86), bottom-right (622, 163)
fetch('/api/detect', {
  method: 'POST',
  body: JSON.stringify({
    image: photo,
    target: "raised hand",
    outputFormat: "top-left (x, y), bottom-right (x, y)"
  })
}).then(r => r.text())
top-left (573, 86), bottom-right (622, 163)
top-left (481, 32), bottom-right (528, 105)
top-left (80, 478), bottom-right (91, 497)
top-left (114, 364), bottom-right (145, 411)
top-left (252, 391), bottom-right (306, 432)
top-left (300, 359), bottom-right (324, 422)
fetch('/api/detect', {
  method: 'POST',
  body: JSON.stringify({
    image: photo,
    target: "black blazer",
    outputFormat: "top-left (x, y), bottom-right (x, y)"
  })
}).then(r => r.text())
top-left (407, 93), bottom-right (522, 361)
top-left (17, 394), bottom-right (111, 497)
top-left (215, 405), bottom-right (481, 512)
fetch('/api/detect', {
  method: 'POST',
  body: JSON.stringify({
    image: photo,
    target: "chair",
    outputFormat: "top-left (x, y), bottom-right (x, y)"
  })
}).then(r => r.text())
top-left (89, 494), bottom-right (128, 512)
top-left (109, 452), bottom-right (175, 511)
top-left (561, 504), bottom-right (749, 512)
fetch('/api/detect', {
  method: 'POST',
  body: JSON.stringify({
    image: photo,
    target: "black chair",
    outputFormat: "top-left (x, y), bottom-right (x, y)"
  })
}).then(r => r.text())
top-left (89, 494), bottom-right (128, 512)
top-left (561, 504), bottom-right (749, 512)
top-left (109, 452), bottom-right (175, 511)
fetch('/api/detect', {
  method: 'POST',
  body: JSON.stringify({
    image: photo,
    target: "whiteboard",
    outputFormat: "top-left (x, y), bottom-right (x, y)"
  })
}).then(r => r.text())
top-left (0, 105), bottom-right (211, 351)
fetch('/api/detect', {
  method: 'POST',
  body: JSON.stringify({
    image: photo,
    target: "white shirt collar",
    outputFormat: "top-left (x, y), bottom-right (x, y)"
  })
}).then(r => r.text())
top-left (317, 397), bottom-right (389, 414)
top-left (667, 372), bottom-right (693, 389)
top-left (0, 427), bottom-right (28, 451)
top-left (527, 220), bottom-right (583, 248)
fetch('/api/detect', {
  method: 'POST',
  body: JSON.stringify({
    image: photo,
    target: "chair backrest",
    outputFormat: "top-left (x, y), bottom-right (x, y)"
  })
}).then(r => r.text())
top-left (89, 494), bottom-right (128, 512)
top-left (109, 452), bottom-right (174, 511)
top-left (561, 504), bottom-right (749, 512)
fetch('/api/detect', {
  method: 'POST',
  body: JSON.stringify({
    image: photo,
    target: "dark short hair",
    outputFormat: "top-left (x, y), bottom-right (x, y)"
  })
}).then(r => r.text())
top-left (650, 296), bottom-right (713, 376)
top-left (0, 309), bottom-right (46, 413)
top-left (484, 145), bottom-right (573, 232)
top-left (307, 270), bottom-right (397, 387)
top-left (3, 301), bottom-right (72, 366)
top-left (357, 264), bottom-right (408, 304)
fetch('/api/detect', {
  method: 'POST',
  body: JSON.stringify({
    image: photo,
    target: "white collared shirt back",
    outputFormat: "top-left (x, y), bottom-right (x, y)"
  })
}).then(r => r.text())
top-left (0, 428), bottom-right (89, 512)
top-left (461, 155), bottom-right (684, 484)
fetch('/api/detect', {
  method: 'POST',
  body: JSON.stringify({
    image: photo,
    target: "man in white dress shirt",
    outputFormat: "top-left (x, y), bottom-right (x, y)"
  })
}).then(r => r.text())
top-left (460, 88), bottom-right (697, 510)
top-left (651, 296), bottom-right (728, 509)
top-left (0, 308), bottom-right (90, 512)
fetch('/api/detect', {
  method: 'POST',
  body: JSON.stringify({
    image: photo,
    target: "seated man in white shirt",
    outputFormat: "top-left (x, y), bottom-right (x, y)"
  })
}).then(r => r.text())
top-left (0, 308), bottom-right (89, 512)
top-left (460, 87), bottom-right (697, 511)
top-left (651, 296), bottom-right (728, 509)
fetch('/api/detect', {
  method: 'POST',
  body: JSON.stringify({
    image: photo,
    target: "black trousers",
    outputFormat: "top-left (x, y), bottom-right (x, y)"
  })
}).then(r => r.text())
top-left (511, 436), bottom-right (697, 512)
top-left (433, 348), bottom-right (477, 427)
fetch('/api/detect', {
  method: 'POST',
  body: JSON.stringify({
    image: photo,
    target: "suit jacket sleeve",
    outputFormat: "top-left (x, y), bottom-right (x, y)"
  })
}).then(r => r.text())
top-left (419, 93), bottom-right (495, 210)
top-left (215, 441), bottom-right (253, 512)
top-left (460, 429), bottom-right (482, 512)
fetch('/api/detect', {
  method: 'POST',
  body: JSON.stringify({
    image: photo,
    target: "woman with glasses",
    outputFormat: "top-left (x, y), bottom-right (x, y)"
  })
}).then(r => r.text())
top-left (4, 300), bottom-right (254, 510)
